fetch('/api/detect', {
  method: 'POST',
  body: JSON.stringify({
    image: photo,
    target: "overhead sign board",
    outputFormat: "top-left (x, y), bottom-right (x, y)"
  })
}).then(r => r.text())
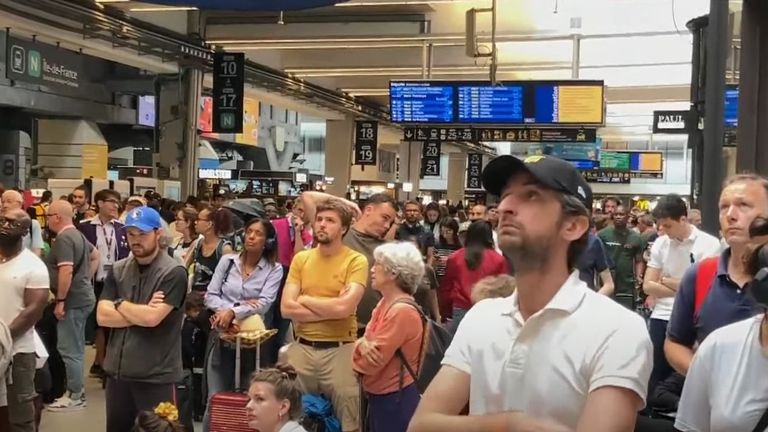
top-left (421, 141), bottom-right (441, 177)
top-left (213, 52), bottom-right (245, 133)
top-left (466, 153), bottom-right (483, 189)
top-left (652, 110), bottom-right (691, 134)
top-left (402, 126), bottom-right (597, 143)
top-left (6, 35), bottom-right (83, 92)
top-left (198, 169), bottom-right (233, 179)
top-left (581, 170), bottom-right (632, 184)
top-left (725, 86), bottom-right (738, 128)
top-left (354, 121), bottom-right (378, 166)
top-left (391, 80), bottom-right (605, 126)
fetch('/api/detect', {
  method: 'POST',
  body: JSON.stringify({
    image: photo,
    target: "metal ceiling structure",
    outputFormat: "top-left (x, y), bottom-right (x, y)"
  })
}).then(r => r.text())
top-left (0, 0), bottom-right (393, 122)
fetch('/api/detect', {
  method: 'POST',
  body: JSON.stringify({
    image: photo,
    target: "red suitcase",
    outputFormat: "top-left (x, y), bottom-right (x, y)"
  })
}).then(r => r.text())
top-left (208, 337), bottom-right (259, 432)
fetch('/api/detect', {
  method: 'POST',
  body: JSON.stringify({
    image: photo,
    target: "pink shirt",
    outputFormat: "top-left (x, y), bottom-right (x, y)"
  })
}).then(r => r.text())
top-left (273, 217), bottom-right (313, 268)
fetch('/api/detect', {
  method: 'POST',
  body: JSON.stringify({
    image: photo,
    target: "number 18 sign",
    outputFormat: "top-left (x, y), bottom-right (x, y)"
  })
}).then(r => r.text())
top-left (354, 121), bottom-right (378, 166)
top-left (213, 52), bottom-right (245, 134)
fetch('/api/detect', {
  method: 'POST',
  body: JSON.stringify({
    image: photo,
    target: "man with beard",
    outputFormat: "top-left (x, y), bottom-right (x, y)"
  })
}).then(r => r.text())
top-left (0, 209), bottom-right (49, 431)
top-left (96, 207), bottom-right (187, 432)
top-left (599, 205), bottom-right (646, 309)
top-left (281, 200), bottom-right (368, 432)
top-left (409, 155), bottom-right (652, 432)
top-left (396, 200), bottom-right (435, 264)
top-left (45, 201), bottom-right (100, 412)
top-left (71, 185), bottom-right (90, 224)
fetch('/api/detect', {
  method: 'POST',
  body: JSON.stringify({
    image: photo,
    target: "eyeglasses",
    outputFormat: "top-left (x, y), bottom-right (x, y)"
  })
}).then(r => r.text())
top-left (197, 217), bottom-right (210, 222)
top-left (0, 217), bottom-right (23, 228)
top-left (102, 199), bottom-right (120, 205)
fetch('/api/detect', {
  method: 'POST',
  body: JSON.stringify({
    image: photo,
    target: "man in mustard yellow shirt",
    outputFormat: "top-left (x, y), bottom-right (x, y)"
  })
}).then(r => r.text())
top-left (281, 200), bottom-right (369, 432)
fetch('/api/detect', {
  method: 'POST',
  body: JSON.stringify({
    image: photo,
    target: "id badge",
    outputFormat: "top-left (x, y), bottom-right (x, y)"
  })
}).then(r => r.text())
top-left (103, 264), bottom-right (113, 274)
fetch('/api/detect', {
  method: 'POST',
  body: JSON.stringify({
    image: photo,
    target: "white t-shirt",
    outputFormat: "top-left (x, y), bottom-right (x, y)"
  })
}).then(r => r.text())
top-left (648, 227), bottom-right (722, 321)
top-left (442, 272), bottom-right (653, 428)
top-left (0, 249), bottom-right (50, 354)
top-left (676, 315), bottom-right (768, 432)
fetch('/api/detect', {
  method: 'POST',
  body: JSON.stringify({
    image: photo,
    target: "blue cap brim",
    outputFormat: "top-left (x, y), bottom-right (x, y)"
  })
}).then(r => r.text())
top-left (124, 223), bottom-right (157, 232)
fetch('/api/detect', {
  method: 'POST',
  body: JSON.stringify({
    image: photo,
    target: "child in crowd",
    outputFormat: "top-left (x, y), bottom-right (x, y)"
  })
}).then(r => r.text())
top-left (470, 274), bottom-right (516, 305)
top-left (132, 403), bottom-right (183, 432)
top-left (182, 291), bottom-right (207, 425)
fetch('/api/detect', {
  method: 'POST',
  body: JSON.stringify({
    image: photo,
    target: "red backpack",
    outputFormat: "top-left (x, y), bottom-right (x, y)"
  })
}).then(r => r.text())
top-left (694, 256), bottom-right (720, 319)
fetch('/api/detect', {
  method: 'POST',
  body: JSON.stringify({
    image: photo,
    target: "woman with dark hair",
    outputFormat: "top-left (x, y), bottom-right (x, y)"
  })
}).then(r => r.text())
top-left (442, 221), bottom-right (508, 333)
top-left (187, 206), bottom-right (234, 292)
top-left (202, 217), bottom-right (284, 431)
top-left (246, 364), bottom-right (307, 432)
top-left (132, 404), bottom-right (183, 432)
top-left (422, 202), bottom-right (442, 242)
top-left (434, 217), bottom-right (461, 322)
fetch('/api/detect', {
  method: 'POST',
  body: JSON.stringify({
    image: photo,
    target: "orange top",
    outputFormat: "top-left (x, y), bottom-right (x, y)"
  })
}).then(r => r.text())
top-left (352, 297), bottom-right (424, 395)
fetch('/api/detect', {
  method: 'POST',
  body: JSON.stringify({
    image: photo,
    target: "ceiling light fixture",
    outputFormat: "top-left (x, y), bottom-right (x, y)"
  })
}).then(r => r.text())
top-left (336, 0), bottom-right (473, 6)
top-left (129, 6), bottom-right (199, 11)
top-left (94, 0), bottom-right (130, 3)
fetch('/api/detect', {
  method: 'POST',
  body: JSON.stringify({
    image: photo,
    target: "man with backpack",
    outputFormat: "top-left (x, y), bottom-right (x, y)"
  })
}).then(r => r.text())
top-left (665, 174), bottom-right (766, 375)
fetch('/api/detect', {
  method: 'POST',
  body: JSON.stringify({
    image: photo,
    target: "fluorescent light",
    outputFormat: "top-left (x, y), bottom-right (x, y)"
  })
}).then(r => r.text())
top-left (94, 0), bottom-right (130, 3)
top-left (129, 6), bottom-right (198, 11)
top-left (337, 0), bottom-right (474, 6)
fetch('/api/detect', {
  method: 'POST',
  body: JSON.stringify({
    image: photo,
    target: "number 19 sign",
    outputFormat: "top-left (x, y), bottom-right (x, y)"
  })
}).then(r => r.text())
top-left (354, 121), bottom-right (378, 166)
top-left (213, 52), bottom-right (245, 134)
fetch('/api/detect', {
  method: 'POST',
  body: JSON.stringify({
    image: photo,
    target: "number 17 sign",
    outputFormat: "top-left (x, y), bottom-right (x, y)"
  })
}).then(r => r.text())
top-left (354, 121), bottom-right (378, 166)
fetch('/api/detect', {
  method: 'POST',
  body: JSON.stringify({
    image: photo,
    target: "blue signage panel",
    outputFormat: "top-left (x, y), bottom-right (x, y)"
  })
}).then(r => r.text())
top-left (142, 0), bottom-right (348, 10)
top-left (390, 82), bottom-right (454, 124)
top-left (725, 86), bottom-right (738, 128)
top-left (457, 85), bottom-right (524, 123)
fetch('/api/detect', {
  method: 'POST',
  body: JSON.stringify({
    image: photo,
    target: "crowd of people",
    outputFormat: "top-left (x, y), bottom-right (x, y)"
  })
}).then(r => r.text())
top-left (0, 154), bottom-right (767, 432)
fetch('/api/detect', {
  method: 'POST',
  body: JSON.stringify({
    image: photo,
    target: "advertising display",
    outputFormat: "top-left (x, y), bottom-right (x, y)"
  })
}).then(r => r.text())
top-left (137, 96), bottom-right (156, 128)
top-left (235, 98), bottom-right (260, 146)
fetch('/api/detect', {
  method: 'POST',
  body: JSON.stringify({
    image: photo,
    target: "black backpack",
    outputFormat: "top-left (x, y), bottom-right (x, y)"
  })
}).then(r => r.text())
top-left (390, 298), bottom-right (452, 393)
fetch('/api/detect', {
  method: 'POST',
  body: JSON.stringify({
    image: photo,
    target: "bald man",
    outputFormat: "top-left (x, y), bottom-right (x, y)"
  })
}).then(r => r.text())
top-left (0, 209), bottom-right (50, 430)
top-left (1, 190), bottom-right (43, 256)
top-left (45, 200), bottom-right (99, 412)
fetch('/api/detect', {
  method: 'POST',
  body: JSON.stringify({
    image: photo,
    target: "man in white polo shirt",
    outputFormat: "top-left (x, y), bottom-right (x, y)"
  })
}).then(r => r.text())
top-left (642, 194), bottom-right (721, 397)
top-left (409, 155), bottom-right (653, 432)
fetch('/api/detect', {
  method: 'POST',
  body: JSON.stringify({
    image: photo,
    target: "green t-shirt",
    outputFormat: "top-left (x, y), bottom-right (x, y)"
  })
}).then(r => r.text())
top-left (598, 226), bottom-right (645, 296)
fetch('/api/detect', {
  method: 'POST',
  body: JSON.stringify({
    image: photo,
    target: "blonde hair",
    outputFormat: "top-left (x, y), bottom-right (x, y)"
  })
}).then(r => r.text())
top-left (471, 275), bottom-right (516, 304)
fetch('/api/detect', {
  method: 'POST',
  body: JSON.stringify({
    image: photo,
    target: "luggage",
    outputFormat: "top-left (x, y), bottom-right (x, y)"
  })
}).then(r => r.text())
top-left (207, 337), bottom-right (256, 432)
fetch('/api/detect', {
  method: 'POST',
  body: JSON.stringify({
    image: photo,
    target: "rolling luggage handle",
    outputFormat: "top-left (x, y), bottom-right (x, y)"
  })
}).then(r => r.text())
top-left (234, 336), bottom-right (262, 391)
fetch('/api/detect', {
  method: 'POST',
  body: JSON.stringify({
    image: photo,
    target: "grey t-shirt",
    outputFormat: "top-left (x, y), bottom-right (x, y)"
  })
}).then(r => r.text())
top-left (343, 227), bottom-right (384, 326)
top-left (47, 227), bottom-right (95, 309)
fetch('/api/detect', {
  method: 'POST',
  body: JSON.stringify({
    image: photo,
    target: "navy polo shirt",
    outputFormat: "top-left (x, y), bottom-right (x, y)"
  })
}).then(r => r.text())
top-left (576, 232), bottom-right (613, 290)
top-left (667, 248), bottom-right (760, 346)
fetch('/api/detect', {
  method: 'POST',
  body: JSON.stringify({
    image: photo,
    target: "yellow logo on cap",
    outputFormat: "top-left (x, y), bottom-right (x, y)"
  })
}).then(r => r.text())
top-left (524, 155), bottom-right (546, 164)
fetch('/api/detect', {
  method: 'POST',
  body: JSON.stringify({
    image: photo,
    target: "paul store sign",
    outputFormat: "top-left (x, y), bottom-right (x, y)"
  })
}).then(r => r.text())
top-left (652, 110), bottom-right (691, 134)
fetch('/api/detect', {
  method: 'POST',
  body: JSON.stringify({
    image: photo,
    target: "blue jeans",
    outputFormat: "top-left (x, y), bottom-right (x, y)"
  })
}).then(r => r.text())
top-left (449, 308), bottom-right (469, 336)
top-left (57, 305), bottom-right (92, 396)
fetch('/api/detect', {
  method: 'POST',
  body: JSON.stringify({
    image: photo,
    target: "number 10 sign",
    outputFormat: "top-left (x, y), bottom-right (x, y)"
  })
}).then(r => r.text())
top-left (354, 121), bottom-right (378, 166)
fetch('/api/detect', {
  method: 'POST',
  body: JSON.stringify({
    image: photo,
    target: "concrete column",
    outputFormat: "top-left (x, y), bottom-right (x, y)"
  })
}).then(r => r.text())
top-left (324, 116), bottom-right (355, 198)
top-left (398, 141), bottom-right (422, 201)
top-left (446, 151), bottom-right (467, 204)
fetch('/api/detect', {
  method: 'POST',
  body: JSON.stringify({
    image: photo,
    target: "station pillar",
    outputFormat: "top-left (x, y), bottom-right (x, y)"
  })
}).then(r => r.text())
top-left (324, 116), bottom-right (355, 198)
top-left (446, 151), bottom-right (467, 205)
top-left (398, 141), bottom-right (422, 201)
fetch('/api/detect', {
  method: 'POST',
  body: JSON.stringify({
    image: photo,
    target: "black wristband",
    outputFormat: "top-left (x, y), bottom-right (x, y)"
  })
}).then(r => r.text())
top-left (56, 299), bottom-right (66, 303)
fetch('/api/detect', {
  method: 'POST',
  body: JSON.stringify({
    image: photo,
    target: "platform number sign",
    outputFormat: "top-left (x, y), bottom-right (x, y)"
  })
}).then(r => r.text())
top-left (421, 141), bottom-right (441, 177)
top-left (213, 52), bottom-right (245, 133)
top-left (466, 153), bottom-right (483, 189)
top-left (354, 121), bottom-right (378, 166)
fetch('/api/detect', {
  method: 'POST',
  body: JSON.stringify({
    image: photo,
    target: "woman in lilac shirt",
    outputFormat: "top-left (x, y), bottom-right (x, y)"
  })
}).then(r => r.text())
top-left (202, 217), bottom-right (284, 431)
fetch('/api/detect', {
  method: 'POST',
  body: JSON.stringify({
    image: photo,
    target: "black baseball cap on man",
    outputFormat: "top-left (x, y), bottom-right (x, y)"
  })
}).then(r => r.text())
top-left (482, 155), bottom-right (593, 209)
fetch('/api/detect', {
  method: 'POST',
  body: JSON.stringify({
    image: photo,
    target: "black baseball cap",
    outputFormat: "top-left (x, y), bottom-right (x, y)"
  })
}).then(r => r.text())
top-left (482, 155), bottom-right (593, 208)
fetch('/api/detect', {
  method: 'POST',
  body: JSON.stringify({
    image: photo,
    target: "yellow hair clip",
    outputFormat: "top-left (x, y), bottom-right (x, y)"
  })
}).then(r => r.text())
top-left (154, 402), bottom-right (179, 422)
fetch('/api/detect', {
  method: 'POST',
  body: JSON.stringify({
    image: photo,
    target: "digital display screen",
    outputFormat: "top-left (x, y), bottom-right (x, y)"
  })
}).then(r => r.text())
top-left (391, 80), bottom-right (604, 125)
top-left (599, 152), bottom-right (663, 172)
top-left (390, 82), bottom-right (454, 123)
top-left (458, 85), bottom-right (523, 123)
top-left (725, 86), bottom-right (738, 128)
top-left (137, 96), bottom-right (156, 128)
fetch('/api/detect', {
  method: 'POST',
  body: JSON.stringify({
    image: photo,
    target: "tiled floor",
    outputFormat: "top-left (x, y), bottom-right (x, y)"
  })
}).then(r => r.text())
top-left (39, 347), bottom-right (203, 432)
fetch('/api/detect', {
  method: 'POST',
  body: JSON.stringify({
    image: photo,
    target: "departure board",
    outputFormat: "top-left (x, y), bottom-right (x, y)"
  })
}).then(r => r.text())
top-left (725, 86), bottom-right (738, 128)
top-left (390, 82), bottom-right (454, 123)
top-left (458, 85), bottom-right (524, 123)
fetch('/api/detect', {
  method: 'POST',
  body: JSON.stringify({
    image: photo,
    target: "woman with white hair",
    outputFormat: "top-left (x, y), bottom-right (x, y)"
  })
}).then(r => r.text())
top-left (352, 241), bottom-right (425, 432)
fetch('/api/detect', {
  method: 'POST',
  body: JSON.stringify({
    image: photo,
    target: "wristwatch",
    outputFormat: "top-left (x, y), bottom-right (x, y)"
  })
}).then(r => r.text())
top-left (55, 298), bottom-right (66, 303)
top-left (113, 298), bottom-right (125, 310)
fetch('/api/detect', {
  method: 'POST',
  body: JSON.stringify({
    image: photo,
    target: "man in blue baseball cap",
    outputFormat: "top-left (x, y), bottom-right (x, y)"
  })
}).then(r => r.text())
top-left (96, 206), bottom-right (188, 432)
